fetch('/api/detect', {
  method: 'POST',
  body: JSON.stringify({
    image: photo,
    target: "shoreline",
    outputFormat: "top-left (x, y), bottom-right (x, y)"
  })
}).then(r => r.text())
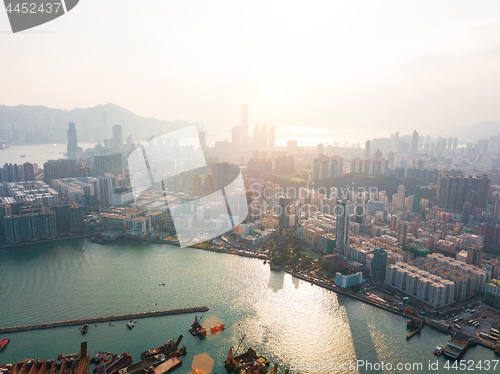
top-left (2, 234), bottom-right (498, 355)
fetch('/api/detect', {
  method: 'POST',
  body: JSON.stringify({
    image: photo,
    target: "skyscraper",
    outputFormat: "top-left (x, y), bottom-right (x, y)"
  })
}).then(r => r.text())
top-left (93, 153), bottom-right (123, 176)
top-left (372, 248), bottom-right (387, 279)
top-left (397, 221), bottom-right (408, 246)
top-left (437, 172), bottom-right (490, 210)
top-left (411, 130), bottom-right (419, 155)
top-left (466, 245), bottom-right (483, 267)
top-left (192, 173), bottom-right (203, 197)
top-left (365, 140), bottom-right (370, 159)
top-left (396, 184), bottom-right (405, 210)
top-left (96, 174), bottom-right (113, 207)
top-left (112, 125), bottom-right (123, 149)
top-left (335, 199), bottom-right (350, 256)
top-left (67, 122), bottom-right (78, 159)
top-left (241, 104), bottom-right (248, 140)
top-left (393, 131), bottom-right (399, 151)
top-left (413, 185), bottom-right (421, 213)
top-left (278, 196), bottom-right (291, 231)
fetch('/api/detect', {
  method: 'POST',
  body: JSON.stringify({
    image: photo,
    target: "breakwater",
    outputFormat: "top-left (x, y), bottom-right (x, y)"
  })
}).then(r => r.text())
top-left (0, 306), bottom-right (209, 334)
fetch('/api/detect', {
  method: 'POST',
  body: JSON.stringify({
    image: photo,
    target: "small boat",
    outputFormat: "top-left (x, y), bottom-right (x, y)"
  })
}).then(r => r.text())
top-left (81, 324), bottom-right (89, 335)
top-left (127, 321), bottom-right (135, 329)
top-left (0, 338), bottom-right (10, 351)
top-left (210, 323), bottom-right (225, 334)
top-left (21, 155), bottom-right (26, 158)
top-left (433, 345), bottom-right (444, 356)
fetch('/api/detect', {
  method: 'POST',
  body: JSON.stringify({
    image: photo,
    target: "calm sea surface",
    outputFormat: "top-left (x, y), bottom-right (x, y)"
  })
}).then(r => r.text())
top-left (0, 238), bottom-right (496, 374)
top-left (0, 144), bottom-right (96, 166)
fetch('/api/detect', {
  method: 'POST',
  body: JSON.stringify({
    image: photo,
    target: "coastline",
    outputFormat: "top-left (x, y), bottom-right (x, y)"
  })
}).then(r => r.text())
top-left (2, 234), bottom-right (498, 355)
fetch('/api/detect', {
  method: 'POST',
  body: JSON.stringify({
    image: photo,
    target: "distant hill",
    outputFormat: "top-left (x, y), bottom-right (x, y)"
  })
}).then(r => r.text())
top-left (441, 120), bottom-right (500, 140)
top-left (0, 103), bottom-right (198, 144)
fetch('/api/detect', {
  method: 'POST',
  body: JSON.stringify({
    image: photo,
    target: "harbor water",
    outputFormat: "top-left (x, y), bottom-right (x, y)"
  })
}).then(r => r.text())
top-left (0, 238), bottom-right (497, 373)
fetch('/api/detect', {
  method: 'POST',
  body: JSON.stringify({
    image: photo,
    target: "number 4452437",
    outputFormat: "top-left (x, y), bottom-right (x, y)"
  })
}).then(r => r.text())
top-left (5, 3), bottom-right (63, 14)
top-left (444, 360), bottom-right (498, 371)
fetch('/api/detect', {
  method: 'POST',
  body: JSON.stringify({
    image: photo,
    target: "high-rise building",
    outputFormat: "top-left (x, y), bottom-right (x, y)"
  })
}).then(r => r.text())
top-left (335, 199), bottom-right (350, 256)
top-left (466, 245), bottom-right (483, 268)
top-left (96, 174), bottom-right (113, 207)
top-left (23, 162), bottom-right (36, 181)
top-left (112, 125), bottom-right (123, 149)
top-left (396, 184), bottom-right (405, 210)
top-left (312, 159), bottom-right (320, 181)
top-left (93, 153), bottom-right (123, 176)
top-left (365, 140), bottom-right (370, 159)
top-left (390, 215), bottom-right (398, 231)
top-left (372, 248), bottom-right (387, 279)
top-left (69, 205), bottom-right (84, 232)
top-left (393, 131), bottom-right (399, 151)
top-left (67, 123), bottom-right (78, 159)
top-left (317, 143), bottom-right (324, 155)
top-left (397, 221), bottom-right (408, 246)
top-left (411, 130), bottom-right (419, 155)
top-left (241, 104), bottom-right (248, 140)
top-left (437, 172), bottom-right (490, 210)
top-left (44, 160), bottom-right (73, 185)
top-left (192, 173), bottom-right (203, 197)
top-left (413, 185), bottom-right (421, 213)
top-left (278, 196), bottom-right (291, 231)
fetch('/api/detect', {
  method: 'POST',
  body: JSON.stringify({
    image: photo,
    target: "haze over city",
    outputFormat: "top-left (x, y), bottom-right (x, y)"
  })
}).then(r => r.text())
top-left (1, 0), bottom-right (500, 140)
top-left (3, 1), bottom-right (500, 373)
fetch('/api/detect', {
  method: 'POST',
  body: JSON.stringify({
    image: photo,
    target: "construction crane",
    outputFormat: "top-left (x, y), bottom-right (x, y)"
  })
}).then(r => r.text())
top-left (209, 170), bottom-right (215, 193)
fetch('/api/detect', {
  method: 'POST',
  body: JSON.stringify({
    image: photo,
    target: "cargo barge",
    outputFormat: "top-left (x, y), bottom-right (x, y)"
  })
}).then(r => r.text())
top-left (141, 336), bottom-right (185, 360)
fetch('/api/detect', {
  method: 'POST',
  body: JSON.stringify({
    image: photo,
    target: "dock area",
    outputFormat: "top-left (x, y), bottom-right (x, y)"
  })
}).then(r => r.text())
top-left (0, 306), bottom-right (209, 334)
top-left (406, 318), bottom-right (424, 340)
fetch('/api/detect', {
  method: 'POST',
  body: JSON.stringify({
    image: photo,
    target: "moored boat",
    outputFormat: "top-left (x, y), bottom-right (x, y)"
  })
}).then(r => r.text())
top-left (433, 345), bottom-right (444, 356)
top-left (81, 324), bottom-right (89, 335)
top-left (0, 338), bottom-right (10, 351)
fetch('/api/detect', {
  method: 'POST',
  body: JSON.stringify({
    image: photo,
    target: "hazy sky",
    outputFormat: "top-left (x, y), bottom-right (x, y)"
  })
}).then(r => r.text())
top-left (1, 0), bottom-right (500, 139)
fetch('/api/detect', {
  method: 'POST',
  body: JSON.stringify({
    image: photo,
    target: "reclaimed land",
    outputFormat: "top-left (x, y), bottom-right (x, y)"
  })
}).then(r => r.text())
top-left (0, 306), bottom-right (209, 334)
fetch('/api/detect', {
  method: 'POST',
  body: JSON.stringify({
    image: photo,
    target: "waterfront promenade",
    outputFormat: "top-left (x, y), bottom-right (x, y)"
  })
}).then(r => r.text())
top-left (0, 306), bottom-right (209, 333)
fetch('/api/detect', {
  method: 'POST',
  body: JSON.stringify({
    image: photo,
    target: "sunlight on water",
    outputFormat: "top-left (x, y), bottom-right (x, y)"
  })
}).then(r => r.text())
top-left (0, 239), bottom-right (496, 373)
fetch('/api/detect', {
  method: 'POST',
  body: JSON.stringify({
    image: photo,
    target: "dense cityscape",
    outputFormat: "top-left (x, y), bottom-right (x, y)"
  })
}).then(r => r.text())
top-left (3, 1), bottom-right (500, 372)
top-left (1, 102), bottom-right (500, 371)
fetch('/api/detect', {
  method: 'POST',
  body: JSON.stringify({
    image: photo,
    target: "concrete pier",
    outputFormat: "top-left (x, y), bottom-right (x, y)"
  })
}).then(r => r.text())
top-left (0, 306), bottom-right (209, 334)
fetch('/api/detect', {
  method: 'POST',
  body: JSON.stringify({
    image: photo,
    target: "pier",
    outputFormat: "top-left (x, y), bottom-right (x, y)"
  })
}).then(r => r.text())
top-left (406, 318), bottom-right (424, 340)
top-left (0, 306), bottom-right (209, 334)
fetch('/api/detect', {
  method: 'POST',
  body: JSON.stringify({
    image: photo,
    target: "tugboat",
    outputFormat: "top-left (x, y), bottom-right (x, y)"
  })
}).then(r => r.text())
top-left (433, 345), bottom-right (444, 356)
top-left (81, 324), bottom-right (89, 335)
top-left (0, 338), bottom-right (10, 351)
top-left (188, 316), bottom-right (207, 337)
top-left (210, 323), bottom-right (225, 334)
